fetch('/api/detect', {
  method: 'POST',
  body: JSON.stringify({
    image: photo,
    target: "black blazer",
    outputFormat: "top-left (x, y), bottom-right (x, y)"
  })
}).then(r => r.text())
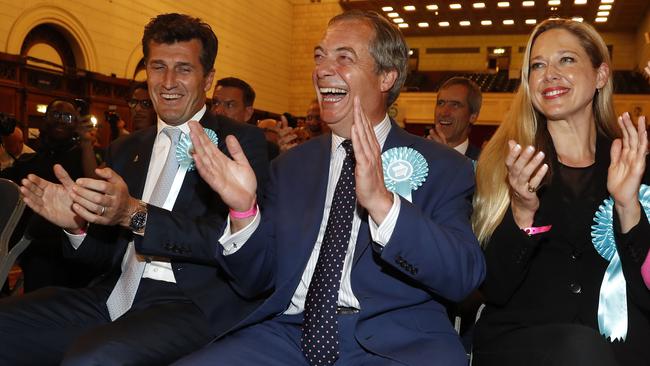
top-left (475, 136), bottom-right (650, 365)
top-left (66, 112), bottom-right (270, 337)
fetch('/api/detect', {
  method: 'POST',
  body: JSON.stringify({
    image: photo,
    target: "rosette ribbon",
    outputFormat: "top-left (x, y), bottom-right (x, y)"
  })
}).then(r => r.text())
top-left (590, 184), bottom-right (650, 342)
top-left (175, 127), bottom-right (219, 171)
top-left (381, 147), bottom-right (429, 202)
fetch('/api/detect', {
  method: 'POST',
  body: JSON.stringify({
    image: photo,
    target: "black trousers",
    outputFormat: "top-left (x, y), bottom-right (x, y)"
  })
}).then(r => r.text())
top-left (472, 323), bottom-right (620, 366)
top-left (0, 279), bottom-right (214, 366)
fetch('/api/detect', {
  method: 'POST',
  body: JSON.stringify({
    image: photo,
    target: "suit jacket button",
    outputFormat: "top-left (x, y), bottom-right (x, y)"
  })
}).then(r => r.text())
top-left (569, 282), bottom-right (582, 294)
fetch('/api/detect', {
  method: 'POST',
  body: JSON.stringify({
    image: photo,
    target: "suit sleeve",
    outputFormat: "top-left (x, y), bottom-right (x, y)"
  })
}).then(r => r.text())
top-left (136, 124), bottom-right (270, 265)
top-left (378, 157), bottom-right (486, 302)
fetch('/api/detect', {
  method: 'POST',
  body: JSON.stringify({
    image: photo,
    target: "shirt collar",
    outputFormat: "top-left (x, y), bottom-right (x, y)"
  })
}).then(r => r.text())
top-left (156, 105), bottom-right (207, 137)
top-left (331, 113), bottom-right (391, 154)
top-left (454, 138), bottom-right (469, 155)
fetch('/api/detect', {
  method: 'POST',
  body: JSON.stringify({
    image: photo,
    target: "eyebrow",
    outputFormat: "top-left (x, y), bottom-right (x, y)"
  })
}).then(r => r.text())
top-left (313, 45), bottom-right (358, 58)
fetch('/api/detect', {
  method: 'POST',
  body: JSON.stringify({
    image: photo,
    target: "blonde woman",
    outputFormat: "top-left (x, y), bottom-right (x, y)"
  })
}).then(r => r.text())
top-left (472, 19), bottom-right (650, 365)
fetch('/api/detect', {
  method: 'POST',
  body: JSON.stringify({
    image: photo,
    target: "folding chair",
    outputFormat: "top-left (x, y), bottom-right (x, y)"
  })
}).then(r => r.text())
top-left (0, 178), bottom-right (32, 291)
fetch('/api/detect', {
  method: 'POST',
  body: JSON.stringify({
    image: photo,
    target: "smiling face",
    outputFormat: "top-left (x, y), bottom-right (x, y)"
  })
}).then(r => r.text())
top-left (528, 28), bottom-right (608, 123)
top-left (212, 85), bottom-right (253, 123)
top-left (435, 84), bottom-right (477, 147)
top-left (146, 39), bottom-right (214, 126)
top-left (312, 19), bottom-right (396, 137)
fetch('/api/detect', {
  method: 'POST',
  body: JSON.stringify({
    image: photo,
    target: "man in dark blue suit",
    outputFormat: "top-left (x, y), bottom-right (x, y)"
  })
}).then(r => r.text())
top-left (0, 13), bottom-right (268, 365)
top-left (427, 76), bottom-right (483, 162)
top-left (179, 10), bottom-right (485, 366)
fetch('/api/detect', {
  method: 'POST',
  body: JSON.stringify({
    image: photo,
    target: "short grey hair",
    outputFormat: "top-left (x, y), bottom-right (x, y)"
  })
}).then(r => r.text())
top-left (329, 10), bottom-right (409, 106)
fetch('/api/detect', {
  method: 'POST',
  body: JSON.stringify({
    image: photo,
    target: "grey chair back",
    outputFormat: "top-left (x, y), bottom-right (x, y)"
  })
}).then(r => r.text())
top-left (0, 178), bottom-right (31, 290)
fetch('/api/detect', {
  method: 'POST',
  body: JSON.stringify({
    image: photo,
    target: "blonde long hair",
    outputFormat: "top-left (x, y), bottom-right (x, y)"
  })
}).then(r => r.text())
top-left (472, 19), bottom-right (619, 245)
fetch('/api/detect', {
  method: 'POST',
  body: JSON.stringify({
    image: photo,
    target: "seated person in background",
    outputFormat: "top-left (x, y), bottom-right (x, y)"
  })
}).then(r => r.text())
top-left (426, 76), bottom-right (482, 161)
top-left (1, 100), bottom-right (99, 292)
top-left (0, 13), bottom-right (269, 365)
top-left (128, 81), bottom-right (157, 131)
top-left (212, 76), bottom-right (279, 159)
top-left (472, 18), bottom-right (650, 366)
top-left (176, 10), bottom-right (484, 365)
top-left (304, 99), bottom-right (329, 138)
top-left (0, 117), bottom-right (34, 171)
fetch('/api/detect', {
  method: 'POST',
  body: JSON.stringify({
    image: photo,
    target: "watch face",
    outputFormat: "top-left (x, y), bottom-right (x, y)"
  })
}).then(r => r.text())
top-left (130, 211), bottom-right (147, 230)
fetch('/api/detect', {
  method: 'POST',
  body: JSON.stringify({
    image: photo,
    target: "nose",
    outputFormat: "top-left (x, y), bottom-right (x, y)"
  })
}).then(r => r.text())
top-left (162, 69), bottom-right (177, 89)
top-left (315, 57), bottom-right (335, 79)
top-left (543, 63), bottom-right (560, 81)
top-left (213, 103), bottom-right (224, 115)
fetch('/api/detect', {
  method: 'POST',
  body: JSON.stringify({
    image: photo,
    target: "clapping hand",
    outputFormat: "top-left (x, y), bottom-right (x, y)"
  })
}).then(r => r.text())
top-left (608, 112), bottom-right (647, 233)
top-left (20, 164), bottom-right (87, 233)
top-left (505, 140), bottom-right (549, 228)
top-left (350, 96), bottom-right (393, 225)
top-left (189, 121), bottom-right (257, 231)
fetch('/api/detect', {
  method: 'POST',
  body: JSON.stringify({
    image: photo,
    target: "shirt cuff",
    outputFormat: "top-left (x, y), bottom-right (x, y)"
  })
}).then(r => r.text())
top-left (369, 192), bottom-right (401, 247)
top-left (219, 207), bottom-right (261, 255)
top-left (63, 229), bottom-right (86, 250)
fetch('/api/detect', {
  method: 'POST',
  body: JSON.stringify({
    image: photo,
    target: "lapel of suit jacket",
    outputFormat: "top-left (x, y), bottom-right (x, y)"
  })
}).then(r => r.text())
top-left (122, 127), bottom-right (156, 199)
top-left (172, 114), bottom-right (220, 212)
top-left (353, 121), bottom-right (415, 266)
top-left (294, 134), bottom-right (333, 268)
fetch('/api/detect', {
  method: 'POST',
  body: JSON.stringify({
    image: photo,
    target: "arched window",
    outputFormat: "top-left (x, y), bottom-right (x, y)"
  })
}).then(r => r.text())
top-left (21, 24), bottom-right (77, 71)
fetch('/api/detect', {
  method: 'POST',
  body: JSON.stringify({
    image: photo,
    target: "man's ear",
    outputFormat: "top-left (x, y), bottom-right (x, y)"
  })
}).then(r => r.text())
top-left (380, 70), bottom-right (398, 93)
top-left (469, 112), bottom-right (478, 125)
top-left (244, 106), bottom-right (254, 122)
top-left (203, 69), bottom-right (216, 92)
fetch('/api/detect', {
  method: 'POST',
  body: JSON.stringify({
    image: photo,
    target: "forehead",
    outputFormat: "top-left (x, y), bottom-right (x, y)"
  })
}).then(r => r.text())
top-left (147, 40), bottom-right (204, 68)
top-left (532, 28), bottom-right (586, 57)
top-left (437, 84), bottom-right (470, 102)
top-left (214, 86), bottom-right (244, 101)
top-left (132, 88), bottom-right (149, 99)
top-left (320, 19), bottom-right (374, 53)
top-left (49, 101), bottom-right (76, 114)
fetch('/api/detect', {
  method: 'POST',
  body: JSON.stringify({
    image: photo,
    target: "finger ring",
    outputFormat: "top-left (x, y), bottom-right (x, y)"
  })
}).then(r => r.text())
top-left (99, 206), bottom-right (106, 216)
top-left (527, 184), bottom-right (537, 193)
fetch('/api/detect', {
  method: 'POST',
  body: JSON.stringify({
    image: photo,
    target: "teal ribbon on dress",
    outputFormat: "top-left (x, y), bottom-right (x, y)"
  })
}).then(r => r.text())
top-left (590, 184), bottom-right (650, 341)
top-left (381, 147), bottom-right (428, 202)
top-left (175, 128), bottom-right (219, 171)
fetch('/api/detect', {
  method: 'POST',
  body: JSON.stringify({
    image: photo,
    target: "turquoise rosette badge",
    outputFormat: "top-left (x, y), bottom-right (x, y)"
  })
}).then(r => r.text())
top-left (591, 184), bottom-right (650, 342)
top-left (381, 147), bottom-right (429, 202)
top-left (175, 128), bottom-right (219, 171)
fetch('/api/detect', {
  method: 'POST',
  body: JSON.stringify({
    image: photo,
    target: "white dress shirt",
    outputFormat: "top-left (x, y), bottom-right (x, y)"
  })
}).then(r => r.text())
top-left (0, 143), bottom-right (34, 170)
top-left (220, 114), bottom-right (402, 313)
top-left (454, 138), bottom-right (469, 155)
top-left (67, 106), bottom-right (207, 283)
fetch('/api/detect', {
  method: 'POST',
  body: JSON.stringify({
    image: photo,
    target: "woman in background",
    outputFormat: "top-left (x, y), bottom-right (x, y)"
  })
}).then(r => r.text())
top-left (472, 18), bottom-right (650, 366)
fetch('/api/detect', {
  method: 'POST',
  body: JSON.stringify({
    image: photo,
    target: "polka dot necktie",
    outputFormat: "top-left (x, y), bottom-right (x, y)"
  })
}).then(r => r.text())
top-left (301, 140), bottom-right (356, 366)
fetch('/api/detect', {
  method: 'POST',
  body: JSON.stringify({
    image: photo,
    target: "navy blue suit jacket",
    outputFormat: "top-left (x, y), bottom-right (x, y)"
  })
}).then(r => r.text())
top-left (217, 122), bottom-right (485, 365)
top-left (66, 112), bottom-right (269, 337)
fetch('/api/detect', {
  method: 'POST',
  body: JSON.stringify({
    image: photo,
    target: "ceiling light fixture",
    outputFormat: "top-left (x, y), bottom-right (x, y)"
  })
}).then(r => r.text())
top-left (548, 0), bottom-right (561, 5)
top-left (598, 4), bottom-right (611, 9)
top-left (503, 19), bottom-right (515, 25)
top-left (387, 12), bottom-right (399, 17)
top-left (393, 18), bottom-right (404, 23)
top-left (525, 19), bottom-right (537, 24)
top-left (571, 16), bottom-right (584, 21)
top-left (426, 4), bottom-right (439, 10)
top-left (574, 0), bottom-right (586, 4)
top-left (398, 23), bottom-right (409, 28)
top-left (597, 11), bottom-right (609, 16)
top-left (450, 3), bottom-right (462, 9)
top-left (460, 20), bottom-right (471, 26)
top-left (522, 1), bottom-right (535, 6)
top-left (601, 0), bottom-right (614, 3)
top-left (481, 20), bottom-right (493, 25)
top-left (418, 22), bottom-right (430, 27)
top-left (404, 5), bottom-right (416, 11)
top-left (381, 6), bottom-right (394, 11)
top-left (595, 17), bottom-right (608, 22)
top-left (439, 21), bottom-right (450, 27)
top-left (473, 3), bottom-right (486, 8)
top-left (498, 2), bottom-right (511, 7)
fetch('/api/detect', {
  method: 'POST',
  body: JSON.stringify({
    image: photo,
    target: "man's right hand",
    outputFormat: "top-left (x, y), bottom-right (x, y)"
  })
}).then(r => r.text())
top-left (426, 123), bottom-right (447, 145)
top-left (20, 164), bottom-right (87, 234)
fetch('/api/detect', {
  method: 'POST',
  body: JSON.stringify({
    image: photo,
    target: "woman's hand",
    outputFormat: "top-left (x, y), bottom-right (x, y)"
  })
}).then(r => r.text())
top-left (608, 112), bottom-right (647, 233)
top-left (506, 140), bottom-right (549, 228)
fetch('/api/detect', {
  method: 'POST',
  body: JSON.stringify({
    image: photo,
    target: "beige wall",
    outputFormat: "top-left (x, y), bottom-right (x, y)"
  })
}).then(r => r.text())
top-left (636, 10), bottom-right (650, 72)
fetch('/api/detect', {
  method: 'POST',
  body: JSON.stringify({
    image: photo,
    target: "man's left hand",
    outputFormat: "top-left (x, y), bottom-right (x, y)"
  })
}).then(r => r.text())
top-left (351, 96), bottom-right (393, 225)
top-left (70, 167), bottom-right (137, 227)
